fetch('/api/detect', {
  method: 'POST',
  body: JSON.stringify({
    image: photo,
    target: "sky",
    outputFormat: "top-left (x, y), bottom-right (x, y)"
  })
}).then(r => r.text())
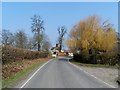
top-left (2, 2), bottom-right (118, 48)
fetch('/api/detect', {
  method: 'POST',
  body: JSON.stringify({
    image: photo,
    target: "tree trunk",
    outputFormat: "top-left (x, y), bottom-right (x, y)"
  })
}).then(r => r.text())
top-left (37, 31), bottom-right (40, 51)
top-left (59, 44), bottom-right (62, 52)
top-left (38, 43), bottom-right (40, 51)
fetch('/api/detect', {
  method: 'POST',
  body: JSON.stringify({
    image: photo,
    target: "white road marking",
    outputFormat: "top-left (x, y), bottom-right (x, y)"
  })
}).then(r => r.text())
top-left (68, 62), bottom-right (116, 88)
top-left (19, 59), bottom-right (54, 89)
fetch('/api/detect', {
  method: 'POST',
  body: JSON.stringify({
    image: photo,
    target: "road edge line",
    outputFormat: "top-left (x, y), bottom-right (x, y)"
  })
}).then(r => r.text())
top-left (68, 62), bottom-right (116, 88)
top-left (19, 59), bottom-right (54, 89)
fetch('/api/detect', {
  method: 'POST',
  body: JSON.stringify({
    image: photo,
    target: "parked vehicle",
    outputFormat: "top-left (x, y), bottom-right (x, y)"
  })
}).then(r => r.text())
top-left (52, 52), bottom-right (57, 58)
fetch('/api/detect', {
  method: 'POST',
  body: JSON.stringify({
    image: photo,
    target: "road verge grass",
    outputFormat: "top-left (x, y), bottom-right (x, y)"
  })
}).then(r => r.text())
top-left (70, 60), bottom-right (118, 69)
top-left (2, 59), bottom-right (50, 88)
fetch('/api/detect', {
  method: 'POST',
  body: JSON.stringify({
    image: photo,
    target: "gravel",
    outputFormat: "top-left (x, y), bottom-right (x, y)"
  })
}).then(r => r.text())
top-left (74, 64), bottom-right (118, 88)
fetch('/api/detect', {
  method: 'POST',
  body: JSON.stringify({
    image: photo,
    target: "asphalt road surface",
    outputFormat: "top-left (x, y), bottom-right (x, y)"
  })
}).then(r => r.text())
top-left (20, 57), bottom-right (114, 88)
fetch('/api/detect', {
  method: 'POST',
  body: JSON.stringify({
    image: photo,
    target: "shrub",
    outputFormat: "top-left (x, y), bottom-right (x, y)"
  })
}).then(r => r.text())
top-left (73, 50), bottom-right (118, 65)
top-left (73, 53), bottom-right (90, 64)
top-left (117, 52), bottom-right (120, 69)
top-left (96, 52), bottom-right (118, 65)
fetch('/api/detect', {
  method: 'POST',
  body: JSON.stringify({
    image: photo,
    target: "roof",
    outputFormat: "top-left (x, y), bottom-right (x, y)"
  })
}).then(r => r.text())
top-left (64, 50), bottom-right (72, 53)
top-left (51, 47), bottom-right (59, 50)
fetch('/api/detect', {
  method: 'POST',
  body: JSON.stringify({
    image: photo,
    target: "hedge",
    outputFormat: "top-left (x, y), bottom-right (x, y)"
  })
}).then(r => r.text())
top-left (96, 52), bottom-right (118, 65)
top-left (2, 46), bottom-right (49, 64)
top-left (73, 52), bottom-right (118, 65)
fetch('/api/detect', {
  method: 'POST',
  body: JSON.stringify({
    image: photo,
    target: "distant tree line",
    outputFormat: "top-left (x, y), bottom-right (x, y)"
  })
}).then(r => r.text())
top-left (2, 14), bottom-right (51, 52)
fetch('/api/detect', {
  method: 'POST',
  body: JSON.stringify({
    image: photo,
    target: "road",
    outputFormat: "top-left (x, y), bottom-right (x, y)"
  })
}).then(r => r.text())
top-left (20, 57), bottom-right (113, 88)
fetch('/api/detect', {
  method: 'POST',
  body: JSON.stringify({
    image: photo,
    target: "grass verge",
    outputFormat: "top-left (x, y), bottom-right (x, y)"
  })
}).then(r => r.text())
top-left (70, 60), bottom-right (118, 69)
top-left (2, 60), bottom-right (48, 88)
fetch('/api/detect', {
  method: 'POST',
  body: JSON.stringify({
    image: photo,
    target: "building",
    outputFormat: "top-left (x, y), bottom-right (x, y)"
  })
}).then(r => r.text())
top-left (64, 50), bottom-right (73, 57)
top-left (51, 44), bottom-right (60, 57)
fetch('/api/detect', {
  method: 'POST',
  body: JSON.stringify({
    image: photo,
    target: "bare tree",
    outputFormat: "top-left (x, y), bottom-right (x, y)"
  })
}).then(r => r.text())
top-left (58, 26), bottom-right (67, 52)
top-left (14, 30), bottom-right (28, 48)
top-left (42, 34), bottom-right (51, 51)
top-left (27, 37), bottom-right (35, 50)
top-left (2, 29), bottom-right (14, 46)
top-left (31, 15), bottom-right (45, 51)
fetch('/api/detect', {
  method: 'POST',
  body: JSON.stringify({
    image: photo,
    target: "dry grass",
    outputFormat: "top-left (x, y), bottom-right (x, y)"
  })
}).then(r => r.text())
top-left (2, 57), bottom-right (52, 88)
top-left (2, 57), bottom-right (51, 80)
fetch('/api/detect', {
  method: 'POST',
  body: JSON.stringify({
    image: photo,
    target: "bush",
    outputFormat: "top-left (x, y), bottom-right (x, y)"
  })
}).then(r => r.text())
top-left (73, 54), bottom-right (82, 62)
top-left (73, 53), bottom-right (91, 64)
top-left (117, 53), bottom-right (120, 65)
top-left (96, 52), bottom-right (118, 65)
top-left (2, 46), bottom-right (49, 64)
top-left (73, 51), bottom-right (118, 65)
